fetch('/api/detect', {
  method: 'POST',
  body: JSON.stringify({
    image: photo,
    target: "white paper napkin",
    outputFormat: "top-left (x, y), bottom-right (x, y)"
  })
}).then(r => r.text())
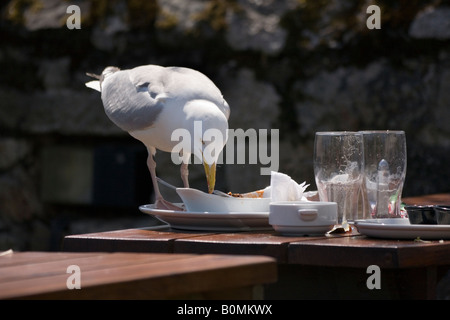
top-left (263, 171), bottom-right (309, 202)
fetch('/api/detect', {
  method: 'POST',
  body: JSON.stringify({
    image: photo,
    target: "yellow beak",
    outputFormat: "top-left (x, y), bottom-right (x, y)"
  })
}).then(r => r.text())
top-left (203, 161), bottom-right (216, 194)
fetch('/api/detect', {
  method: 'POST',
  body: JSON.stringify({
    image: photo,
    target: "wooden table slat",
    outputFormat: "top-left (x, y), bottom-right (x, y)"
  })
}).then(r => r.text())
top-left (287, 236), bottom-right (450, 268)
top-left (63, 226), bottom-right (220, 253)
top-left (0, 252), bottom-right (197, 283)
top-left (0, 251), bottom-right (98, 267)
top-left (403, 193), bottom-right (450, 205)
top-left (0, 252), bottom-right (277, 300)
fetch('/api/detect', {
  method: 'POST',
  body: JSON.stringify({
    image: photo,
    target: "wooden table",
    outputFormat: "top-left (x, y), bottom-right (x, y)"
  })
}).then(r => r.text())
top-left (63, 193), bottom-right (450, 300)
top-left (0, 251), bottom-right (276, 300)
top-left (403, 193), bottom-right (450, 206)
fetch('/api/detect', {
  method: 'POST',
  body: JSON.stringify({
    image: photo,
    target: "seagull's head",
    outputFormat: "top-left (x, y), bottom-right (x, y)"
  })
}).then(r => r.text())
top-left (100, 66), bottom-right (120, 82)
top-left (85, 66), bottom-right (120, 92)
top-left (186, 100), bottom-right (229, 194)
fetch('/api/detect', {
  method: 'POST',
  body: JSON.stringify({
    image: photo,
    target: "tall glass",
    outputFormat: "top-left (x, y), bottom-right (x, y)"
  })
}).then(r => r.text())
top-left (360, 131), bottom-right (407, 219)
top-left (314, 132), bottom-right (364, 224)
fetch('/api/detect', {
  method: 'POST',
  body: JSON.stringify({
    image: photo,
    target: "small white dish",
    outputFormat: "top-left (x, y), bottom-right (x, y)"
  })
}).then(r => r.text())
top-left (139, 204), bottom-right (271, 231)
top-left (269, 201), bottom-right (337, 236)
top-left (176, 188), bottom-right (271, 213)
top-left (354, 218), bottom-right (450, 239)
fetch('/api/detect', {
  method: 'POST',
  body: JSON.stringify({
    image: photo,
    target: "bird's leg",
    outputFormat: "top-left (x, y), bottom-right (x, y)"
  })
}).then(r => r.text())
top-left (147, 154), bottom-right (162, 200)
top-left (147, 153), bottom-right (183, 211)
top-left (180, 162), bottom-right (189, 188)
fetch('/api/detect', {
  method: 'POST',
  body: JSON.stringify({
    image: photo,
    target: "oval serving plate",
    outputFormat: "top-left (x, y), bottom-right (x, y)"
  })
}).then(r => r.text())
top-left (139, 204), bottom-right (271, 232)
top-left (354, 218), bottom-right (450, 240)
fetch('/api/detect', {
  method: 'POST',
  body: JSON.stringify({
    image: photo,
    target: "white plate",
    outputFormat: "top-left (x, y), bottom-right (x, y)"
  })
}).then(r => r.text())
top-left (139, 204), bottom-right (271, 231)
top-left (176, 188), bottom-right (271, 213)
top-left (354, 218), bottom-right (450, 240)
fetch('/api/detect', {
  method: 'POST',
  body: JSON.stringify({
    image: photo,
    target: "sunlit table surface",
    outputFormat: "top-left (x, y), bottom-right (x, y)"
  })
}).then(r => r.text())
top-left (0, 251), bottom-right (276, 300)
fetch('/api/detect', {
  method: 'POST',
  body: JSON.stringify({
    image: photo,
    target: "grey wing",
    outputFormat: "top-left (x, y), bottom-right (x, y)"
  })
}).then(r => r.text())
top-left (101, 69), bottom-right (167, 132)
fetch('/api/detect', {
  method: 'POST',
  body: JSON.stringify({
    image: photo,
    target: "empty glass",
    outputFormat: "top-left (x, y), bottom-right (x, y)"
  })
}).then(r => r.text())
top-left (360, 131), bottom-right (407, 219)
top-left (314, 132), bottom-right (364, 224)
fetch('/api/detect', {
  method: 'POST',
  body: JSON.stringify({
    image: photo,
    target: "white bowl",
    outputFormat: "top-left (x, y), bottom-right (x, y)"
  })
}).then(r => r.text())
top-left (269, 201), bottom-right (337, 236)
top-left (176, 188), bottom-right (271, 213)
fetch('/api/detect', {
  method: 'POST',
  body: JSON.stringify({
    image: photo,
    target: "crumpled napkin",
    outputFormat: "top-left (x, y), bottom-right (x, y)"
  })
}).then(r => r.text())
top-left (263, 171), bottom-right (309, 202)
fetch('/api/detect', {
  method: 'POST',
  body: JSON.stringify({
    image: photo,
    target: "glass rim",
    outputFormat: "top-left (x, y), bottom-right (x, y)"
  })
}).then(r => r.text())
top-left (315, 131), bottom-right (362, 136)
top-left (358, 130), bottom-right (405, 134)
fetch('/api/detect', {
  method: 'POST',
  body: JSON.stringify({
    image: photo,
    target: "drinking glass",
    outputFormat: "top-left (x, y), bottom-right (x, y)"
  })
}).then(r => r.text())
top-left (314, 132), bottom-right (364, 224)
top-left (360, 131), bottom-right (407, 219)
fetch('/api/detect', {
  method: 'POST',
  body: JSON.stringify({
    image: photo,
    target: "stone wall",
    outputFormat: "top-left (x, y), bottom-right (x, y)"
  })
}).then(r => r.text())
top-left (1, 0), bottom-right (449, 251)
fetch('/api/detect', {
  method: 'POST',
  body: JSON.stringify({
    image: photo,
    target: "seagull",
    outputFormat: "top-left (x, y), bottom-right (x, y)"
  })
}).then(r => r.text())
top-left (85, 65), bottom-right (230, 210)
